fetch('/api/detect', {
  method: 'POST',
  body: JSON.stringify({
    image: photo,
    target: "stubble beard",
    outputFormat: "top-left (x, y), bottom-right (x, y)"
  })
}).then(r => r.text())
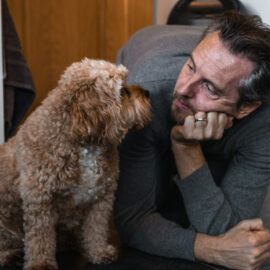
top-left (171, 94), bottom-right (194, 125)
top-left (171, 104), bottom-right (185, 125)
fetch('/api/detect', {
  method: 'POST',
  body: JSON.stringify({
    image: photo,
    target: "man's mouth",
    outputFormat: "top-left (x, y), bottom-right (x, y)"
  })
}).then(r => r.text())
top-left (175, 98), bottom-right (192, 112)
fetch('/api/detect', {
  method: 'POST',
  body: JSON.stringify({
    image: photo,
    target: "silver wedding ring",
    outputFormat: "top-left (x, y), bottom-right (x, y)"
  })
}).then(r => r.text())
top-left (195, 117), bottom-right (207, 122)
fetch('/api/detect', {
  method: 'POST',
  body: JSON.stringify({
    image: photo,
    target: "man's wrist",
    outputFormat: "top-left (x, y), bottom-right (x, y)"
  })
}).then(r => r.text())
top-left (171, 138), bottom-right (200, 150)
top-left (194, 233), bottom-right (222, 265)
top-left (172, 142), bottom-right (206, 179)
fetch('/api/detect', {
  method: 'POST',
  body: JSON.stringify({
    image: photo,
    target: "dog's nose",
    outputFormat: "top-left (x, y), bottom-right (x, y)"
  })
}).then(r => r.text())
top-left (144, 90), bottom-right (150, 98)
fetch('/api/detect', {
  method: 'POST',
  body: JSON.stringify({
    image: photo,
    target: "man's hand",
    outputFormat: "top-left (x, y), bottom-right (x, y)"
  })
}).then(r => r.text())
top-left (194, 219), bottom-right (270, 270)
top-left (171, 112), bottom-right (232, 145)
top-left (171, 112), bottom-right (232, 179)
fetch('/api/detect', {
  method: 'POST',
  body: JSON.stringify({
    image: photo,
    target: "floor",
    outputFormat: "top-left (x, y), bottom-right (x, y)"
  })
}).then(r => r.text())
top-left (0, 247), bottom-right (229, 270)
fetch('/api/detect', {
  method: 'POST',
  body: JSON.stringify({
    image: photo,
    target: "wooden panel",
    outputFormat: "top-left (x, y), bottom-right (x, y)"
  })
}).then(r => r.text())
top-left (23, 1), bottom-right (53, 111)
top-left (7, 0), bottom-right (105, 112)
top-left (104, 0), bottom-right (129, 62)
top-left (104, 0), bottom-right (153, 62)
top-left (127, 0), bottom-right (153, 36)
top-left (50, 0), bottom-right (104, 87)
top-left (6, 0), bottom-right (153, 114)
top-left (7, 0), bottom-right (54, 112)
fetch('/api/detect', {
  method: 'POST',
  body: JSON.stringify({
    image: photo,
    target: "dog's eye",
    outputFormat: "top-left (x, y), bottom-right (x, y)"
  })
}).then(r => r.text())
top-left (121, 87), bottom-right (131, 98)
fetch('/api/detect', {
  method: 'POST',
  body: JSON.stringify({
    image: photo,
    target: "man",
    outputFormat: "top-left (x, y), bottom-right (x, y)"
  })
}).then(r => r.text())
top-left (114, 12), bottom-right (270, 270)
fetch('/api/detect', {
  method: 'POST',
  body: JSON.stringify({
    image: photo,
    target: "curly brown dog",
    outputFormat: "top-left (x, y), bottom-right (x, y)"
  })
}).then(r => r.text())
top-left (0, 58), bottom-right (151, 270)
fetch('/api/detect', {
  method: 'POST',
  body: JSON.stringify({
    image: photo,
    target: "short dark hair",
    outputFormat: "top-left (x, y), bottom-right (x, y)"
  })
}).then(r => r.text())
top-left (203, 11), bottom-right (270, 107)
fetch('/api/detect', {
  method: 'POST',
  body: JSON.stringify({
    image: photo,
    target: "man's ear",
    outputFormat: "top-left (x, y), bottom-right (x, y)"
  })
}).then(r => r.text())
top-left (235, 101), bottom-right (262, 119)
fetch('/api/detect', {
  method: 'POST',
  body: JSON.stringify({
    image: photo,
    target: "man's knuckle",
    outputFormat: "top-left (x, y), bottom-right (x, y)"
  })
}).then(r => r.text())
top-left (252, 248), bottom-right (262, 258)
top-left (194, 133), bottom-right (203, 140)
top-left (248, 236), bottom-right (260, 247)
top-left (185, 132), bottom-right (193, 140)
top-left (247, 265), bottom-right (256, 270)
top-left (219, 112), bottom-right (227, 119)
top-left (215, 131), bottom-right (224, 140)
top-left (247, 256), bottom-right (257, 267)
top-left (186, 115), bottom-right (194, 121)
top-left (206, 128), bottom-right (214, 138)
top-left (257, 218), bottom-right (264, 226)
top-left (238, 220), bottom-right (245, 226)
top-left (208, 112), bottom-right (216, 117)
top-left (251, 259), bottom-right (258, 268)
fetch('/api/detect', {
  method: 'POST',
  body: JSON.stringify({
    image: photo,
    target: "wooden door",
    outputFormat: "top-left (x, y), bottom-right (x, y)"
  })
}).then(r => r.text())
top-left (6, 0), bottom-right (153, 113)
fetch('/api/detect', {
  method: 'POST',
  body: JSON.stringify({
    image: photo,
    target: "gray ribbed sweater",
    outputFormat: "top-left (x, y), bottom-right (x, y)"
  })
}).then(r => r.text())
top-left (114, 25), bottom-right (270, 261)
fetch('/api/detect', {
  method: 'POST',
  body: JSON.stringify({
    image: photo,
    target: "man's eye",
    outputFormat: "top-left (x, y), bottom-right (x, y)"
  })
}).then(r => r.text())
top-left (202, 82), bottom-right (218, 98)
top-left (187, 63), bottom-right (194, 71)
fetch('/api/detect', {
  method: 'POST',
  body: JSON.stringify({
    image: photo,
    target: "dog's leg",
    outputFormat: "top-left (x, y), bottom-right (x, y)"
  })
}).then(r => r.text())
top-left (0, 249), bottom-right (24, 267)
top-left (82, 190), bottom-right (118, 264)
top-left (22, 198), bottom-right (58, 270)
top-left (0, 225), bottom-right (24, 267)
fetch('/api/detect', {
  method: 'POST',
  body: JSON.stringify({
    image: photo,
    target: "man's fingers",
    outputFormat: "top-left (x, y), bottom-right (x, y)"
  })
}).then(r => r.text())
top-left (194, 112), bottom-right (207, 123)
top-left (205, 112), bottom-right (216, 136)
top-left (183, 115), bottom-right (195, 139)
top-left (241, 235), bottom-right (270, 270)
top-left (256, 239), bottom-right (270, 256)
top-left (217, 113), bottom-right (228, 133)
top-left (237, 219), bottom-right (265, 231)
top-left (253, 251), bottom-right (270, 270)
top-left (170, 125), bottom-right (184, 141)
top-left (171, 112), bottom-right (233, 142)
top-left (211, 113), bottom-right (227, 139)
top-left (254, 230), bottom-right (270, 247)
top-left (194, 112), bottom-right (207, 139)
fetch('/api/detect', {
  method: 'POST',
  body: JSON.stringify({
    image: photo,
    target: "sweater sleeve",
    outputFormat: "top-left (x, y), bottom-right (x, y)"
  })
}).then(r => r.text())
top-left (114, 124), bottom-right (196, 261)
top-left (174, 124), bottom-right (270, 235)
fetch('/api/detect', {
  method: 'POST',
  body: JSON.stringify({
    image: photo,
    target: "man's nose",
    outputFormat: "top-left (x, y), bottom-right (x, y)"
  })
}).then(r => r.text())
top-left (176, 78), bottom-right (197, 98)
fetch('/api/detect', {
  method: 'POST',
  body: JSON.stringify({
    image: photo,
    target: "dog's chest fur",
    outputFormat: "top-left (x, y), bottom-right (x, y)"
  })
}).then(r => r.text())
top-left (61, 145), bottom-right (112, 206)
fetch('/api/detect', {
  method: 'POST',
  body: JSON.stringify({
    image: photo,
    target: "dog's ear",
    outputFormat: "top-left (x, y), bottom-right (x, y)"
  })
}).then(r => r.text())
top-left (70, 85), bottom-right (125, 144)
top-left (70, 86), bottom-right (101, 142)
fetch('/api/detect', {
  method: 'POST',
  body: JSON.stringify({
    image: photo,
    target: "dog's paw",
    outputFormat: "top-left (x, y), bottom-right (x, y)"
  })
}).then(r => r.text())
top-left (24, 261), bottom-right (58, 270)
top-left (89, 244), bottom-right (118, 264)
top-left (0, 249), bottom-right (24, 267)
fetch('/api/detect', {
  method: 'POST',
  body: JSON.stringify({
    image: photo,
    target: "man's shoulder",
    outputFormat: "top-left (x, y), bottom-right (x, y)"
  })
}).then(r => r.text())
top-left (203, 103), bottom-right (270, 158)
top-left (225, 103), bottom-right (270, 149)
top-left (238, 103), bottom-right (270, 132)
top-left (117, 25), bottom-right (205, 86)
top-left (119, 24), bottom-right (205, 65)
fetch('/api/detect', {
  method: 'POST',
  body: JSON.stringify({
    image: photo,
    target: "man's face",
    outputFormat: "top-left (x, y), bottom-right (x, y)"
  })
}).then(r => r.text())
top-left (171, 31), bottom-right (255, 125)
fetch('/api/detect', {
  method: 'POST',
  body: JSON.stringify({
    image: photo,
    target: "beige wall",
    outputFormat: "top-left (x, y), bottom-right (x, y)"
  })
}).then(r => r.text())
top-left (154, 0), bottom-right (178, 24)
top-left (240, 0), bottom-right (270, 25)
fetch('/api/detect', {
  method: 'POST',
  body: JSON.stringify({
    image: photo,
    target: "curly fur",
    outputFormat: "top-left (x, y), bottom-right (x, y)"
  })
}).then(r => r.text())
top-left (0, 58), bottom-right (151, 270)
